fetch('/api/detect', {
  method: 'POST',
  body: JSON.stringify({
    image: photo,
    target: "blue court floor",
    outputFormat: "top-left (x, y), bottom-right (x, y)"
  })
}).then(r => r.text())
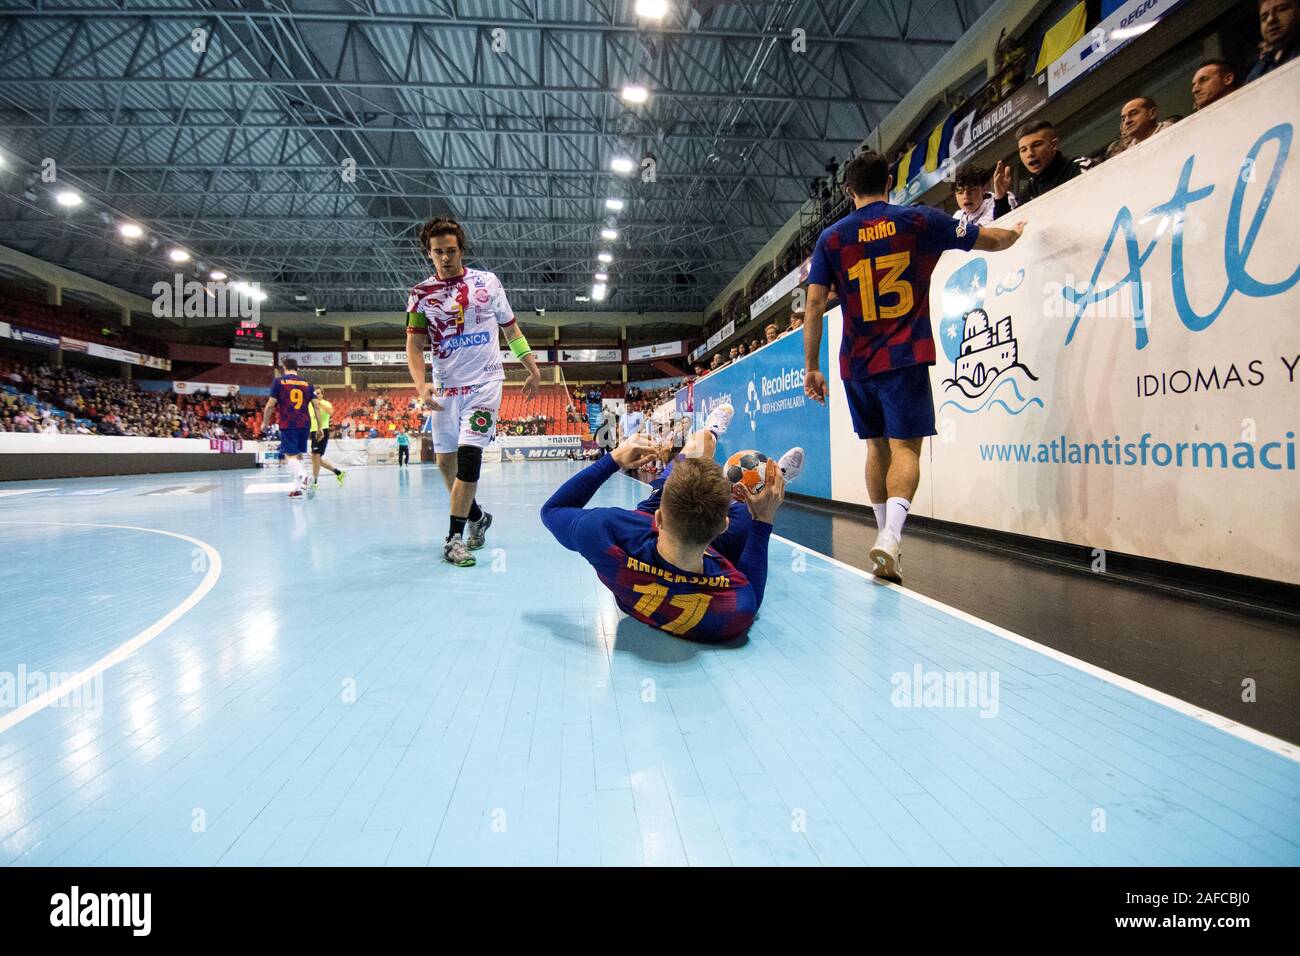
top-left (0, 461), bottom-right (1297, 866)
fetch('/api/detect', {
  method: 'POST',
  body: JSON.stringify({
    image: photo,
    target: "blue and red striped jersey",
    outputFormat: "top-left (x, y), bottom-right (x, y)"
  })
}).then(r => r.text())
top-left (541, 456), bottom-right (771, 641)
top-left (808, 201), bottom-right (979, 380)
top-left (269, 375), bottom-right (316, 430)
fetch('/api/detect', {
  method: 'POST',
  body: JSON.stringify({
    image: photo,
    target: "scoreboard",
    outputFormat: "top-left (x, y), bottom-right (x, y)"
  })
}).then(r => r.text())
top-left (232, 324), bottom-right (267, 348)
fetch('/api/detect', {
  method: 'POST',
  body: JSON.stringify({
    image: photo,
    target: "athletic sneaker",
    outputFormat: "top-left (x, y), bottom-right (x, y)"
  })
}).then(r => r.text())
top-left (307, 482), bottom-right (317, 500)
top-left (869, 530), bottom-right (903, 584)
top-left (705, 402), bottom-right (734, 436)
top-left (465, 511), bottom-right (493, 550)
top-left (443, 534), bottom-right (476, 567)
top-left (336, 470), bottom-right (346, 486)
top-left (778, 447), bottom-right (805, 484)
top-left (288, 490), bottom-right (304, 500)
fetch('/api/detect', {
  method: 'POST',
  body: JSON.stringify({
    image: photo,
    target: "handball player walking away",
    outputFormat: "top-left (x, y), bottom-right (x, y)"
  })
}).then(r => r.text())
top-left (541, 404), bottom-right (805, 641)
top-left (802, 151), bottom-right (1026, 583)
top-left (262, 358), bottom-right (324, 500)
top-left (405, 217), bottom-right (542, 567)
top-left (307, 394), bottom-right (345, 497)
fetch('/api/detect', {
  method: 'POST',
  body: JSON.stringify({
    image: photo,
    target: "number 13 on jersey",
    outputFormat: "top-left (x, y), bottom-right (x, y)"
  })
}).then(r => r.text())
top-left (847, 251), bottom-right (913, 322)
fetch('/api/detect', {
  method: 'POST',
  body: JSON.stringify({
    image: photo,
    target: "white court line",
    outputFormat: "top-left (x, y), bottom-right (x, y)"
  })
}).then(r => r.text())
top-left (0, 520), bottom-right (223, 736)
top-left (613, 472), bottom-right (1299, 763)
top-left (770, 530), bottom-right (1300, 764)
top-left (244, 482), bottom-right (294, 494)
top-left (0, 489), bottom-right (57, 499)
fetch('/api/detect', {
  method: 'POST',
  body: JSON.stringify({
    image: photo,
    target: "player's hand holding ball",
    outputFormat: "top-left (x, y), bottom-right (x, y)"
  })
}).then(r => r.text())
top-left (738, 457), bottom-right (785, 524)
top-left (804, 369), bottom-right (828, 405)
top-left (611, 435), bottom-right (660, 470)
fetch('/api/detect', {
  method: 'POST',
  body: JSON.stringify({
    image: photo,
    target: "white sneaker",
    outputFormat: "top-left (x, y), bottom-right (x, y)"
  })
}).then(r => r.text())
top-left (778, 447), bottom-right (804, 484)
top-left (704, 402), bottom-right (734, 436)
top-left (869, 530), bottom-right (903, 584)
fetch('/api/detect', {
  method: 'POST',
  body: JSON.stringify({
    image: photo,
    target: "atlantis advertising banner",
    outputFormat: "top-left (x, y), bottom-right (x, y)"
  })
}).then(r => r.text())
top-left (689, 318), bottom-right (832, 499)
top-left (924, 63), bottom-right (1299, 583)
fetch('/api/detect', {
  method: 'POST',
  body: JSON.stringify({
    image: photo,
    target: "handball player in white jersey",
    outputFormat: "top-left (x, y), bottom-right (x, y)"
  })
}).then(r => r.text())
top-left (406, 217), bottom-right (542, 567)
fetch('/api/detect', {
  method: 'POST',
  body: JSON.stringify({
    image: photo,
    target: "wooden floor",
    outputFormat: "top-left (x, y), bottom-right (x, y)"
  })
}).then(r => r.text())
top-left (0, 461), bottom-right (1297, 866)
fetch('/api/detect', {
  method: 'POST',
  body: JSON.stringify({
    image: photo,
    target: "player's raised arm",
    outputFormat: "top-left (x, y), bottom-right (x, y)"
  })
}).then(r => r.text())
top-left (803, 283), bottom-right (830, 404)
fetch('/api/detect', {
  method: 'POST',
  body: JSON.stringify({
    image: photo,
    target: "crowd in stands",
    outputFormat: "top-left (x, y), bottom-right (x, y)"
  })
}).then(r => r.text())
top-left (693, 311), bottom-right (803, 379)
top-left (496, 414), bottom-right (554, 436)
top-left (687, 0), bottom-right (1296, 374)
top-left (0, 356), bottom-right (261, 439)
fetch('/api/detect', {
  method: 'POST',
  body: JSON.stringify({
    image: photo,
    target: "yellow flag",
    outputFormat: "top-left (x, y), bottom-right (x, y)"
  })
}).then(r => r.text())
top-left (1035, 1), bottom-right (1087, 74)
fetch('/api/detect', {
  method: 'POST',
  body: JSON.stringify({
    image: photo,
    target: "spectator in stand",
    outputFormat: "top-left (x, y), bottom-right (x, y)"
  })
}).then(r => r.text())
top-left (1247, 0), bottom-right (1299, 81)
top-left (789, 311), bottom-right (804, 332)
top-left (953, 162), bottom-right (1014, 229)
top-left (728, 346), bottom-right (739, 363)
top-left (1191, 60), bottom-right (1238, 110)
top-left (1105, 97), bottom-right (1176, 159)
top-left (993, 120), bottom-right (1079, 217)
top-left (710, 354), bottom-right (724, 371)
top-left (737, 342), bottom-right (748, 357)
top-left (765, 323), bottom-right (779, 345)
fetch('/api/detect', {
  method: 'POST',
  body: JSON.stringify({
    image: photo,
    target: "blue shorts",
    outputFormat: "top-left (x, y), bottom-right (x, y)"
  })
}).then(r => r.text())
top-left (280, 427), bottom-right (309, 456)
top-left (844, 365), bottom-right (936, 440)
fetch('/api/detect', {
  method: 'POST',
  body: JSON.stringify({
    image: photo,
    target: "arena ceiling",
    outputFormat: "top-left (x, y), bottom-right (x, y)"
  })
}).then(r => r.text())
top-left (0, 0), bottom-right (992, 321)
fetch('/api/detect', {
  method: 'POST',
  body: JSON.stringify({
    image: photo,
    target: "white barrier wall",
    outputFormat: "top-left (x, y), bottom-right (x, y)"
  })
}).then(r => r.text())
top-left (824, 62), bottom-right (1299, 584)
top-left (0, 433), bottom-right (234, 455)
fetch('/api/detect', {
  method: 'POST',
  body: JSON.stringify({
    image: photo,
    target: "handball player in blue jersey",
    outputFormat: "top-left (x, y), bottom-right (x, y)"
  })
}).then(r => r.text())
top-left (802, 151), bottom-right (1026, 583)
top-left (262, 357), bottom-right (325, 500)
top-left (541, 405), bottom-right (804, 642)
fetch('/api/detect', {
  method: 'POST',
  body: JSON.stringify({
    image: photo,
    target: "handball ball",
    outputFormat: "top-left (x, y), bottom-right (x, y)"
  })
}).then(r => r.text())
top-left (725, 450), bottom-right (770, 493)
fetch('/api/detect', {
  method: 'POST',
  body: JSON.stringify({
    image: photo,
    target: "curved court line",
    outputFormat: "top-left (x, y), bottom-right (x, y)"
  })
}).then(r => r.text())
top-left (769, 530), bottom-right (1300, 764)
top-left (0, 520), bottom-right (223, 736)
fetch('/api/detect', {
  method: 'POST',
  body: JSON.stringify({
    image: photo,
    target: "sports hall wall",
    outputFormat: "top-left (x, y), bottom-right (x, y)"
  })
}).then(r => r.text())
top-left (685, 62), bottom-right (1300, 587)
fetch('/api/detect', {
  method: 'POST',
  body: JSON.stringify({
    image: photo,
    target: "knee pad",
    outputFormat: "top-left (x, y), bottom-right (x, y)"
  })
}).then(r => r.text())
top-left (456, 444), bottom-right (483, 483)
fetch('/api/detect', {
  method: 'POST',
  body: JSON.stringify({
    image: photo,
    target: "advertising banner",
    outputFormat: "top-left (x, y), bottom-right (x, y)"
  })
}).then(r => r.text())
top-left (627, 340), bottom-right (683, 361)
top-left (749, 258), bottom-right (812, 320)
top-left (923, 67), bottom-right (1299, 582)
top-left (689, 318), bottom-right (832, 499)
top-left (1047, 0), bottom-right (1189, 96)
top-left (229, 348), bottom-right (274, 366)
top-left (558, 348), bottom-right (621, 363)
top-left (174, 382), bottom-right (240, 396)
top-left (11, 327), bottom-right (60, 348)
top-left (279, 351), bottom-right (343, 367)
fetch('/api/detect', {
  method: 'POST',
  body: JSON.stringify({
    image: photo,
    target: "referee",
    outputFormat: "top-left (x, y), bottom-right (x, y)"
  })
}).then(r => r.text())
top-left (308, 396), bottom-right (346, 496)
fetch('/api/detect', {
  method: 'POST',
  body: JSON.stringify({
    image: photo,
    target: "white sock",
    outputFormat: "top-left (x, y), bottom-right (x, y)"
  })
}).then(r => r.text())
top-left (871, 503), bottom-right (887, 530)
top-left (885, 497), bottom-right (911, 539)
top-left (289, 457), bottom-right (301, 485)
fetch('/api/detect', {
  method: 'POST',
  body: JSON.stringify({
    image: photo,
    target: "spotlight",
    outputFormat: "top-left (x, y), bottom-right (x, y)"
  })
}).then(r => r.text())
top-left (610, 156), bottom-right (635, 175)
top-left (294, 293), bottom-right (309, 303)
top-left (209, 270), bottom-right (228, 281)
top-left (575, 295), bottom-right (591, 302)
top-left (594, 272), bottom-right (608, 282)
top-left (635, 0), bottom-right (669, 18)
top-left (605, 198), bottom-right (624, 211)
top-left (55, 190), bottom-right (82, 207)
top-left (597, 252), bottom-right (613, 263)
top-left (600, 228), bottom-right (618, 241)
top-left (168, 248), bottom-right (190, 263)
top-left (118, 223), bottom-right (143, 239)
top-left (315, 307), bottom-right (328, 317)
top-left (591, 284), bottom-right (608, 302)
top-left (620, 84), bottom-right (649, 105)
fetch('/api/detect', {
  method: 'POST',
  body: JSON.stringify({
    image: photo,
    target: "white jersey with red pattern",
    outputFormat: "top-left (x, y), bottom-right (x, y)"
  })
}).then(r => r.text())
top-left (405, 267), bottom-right (517, 388)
